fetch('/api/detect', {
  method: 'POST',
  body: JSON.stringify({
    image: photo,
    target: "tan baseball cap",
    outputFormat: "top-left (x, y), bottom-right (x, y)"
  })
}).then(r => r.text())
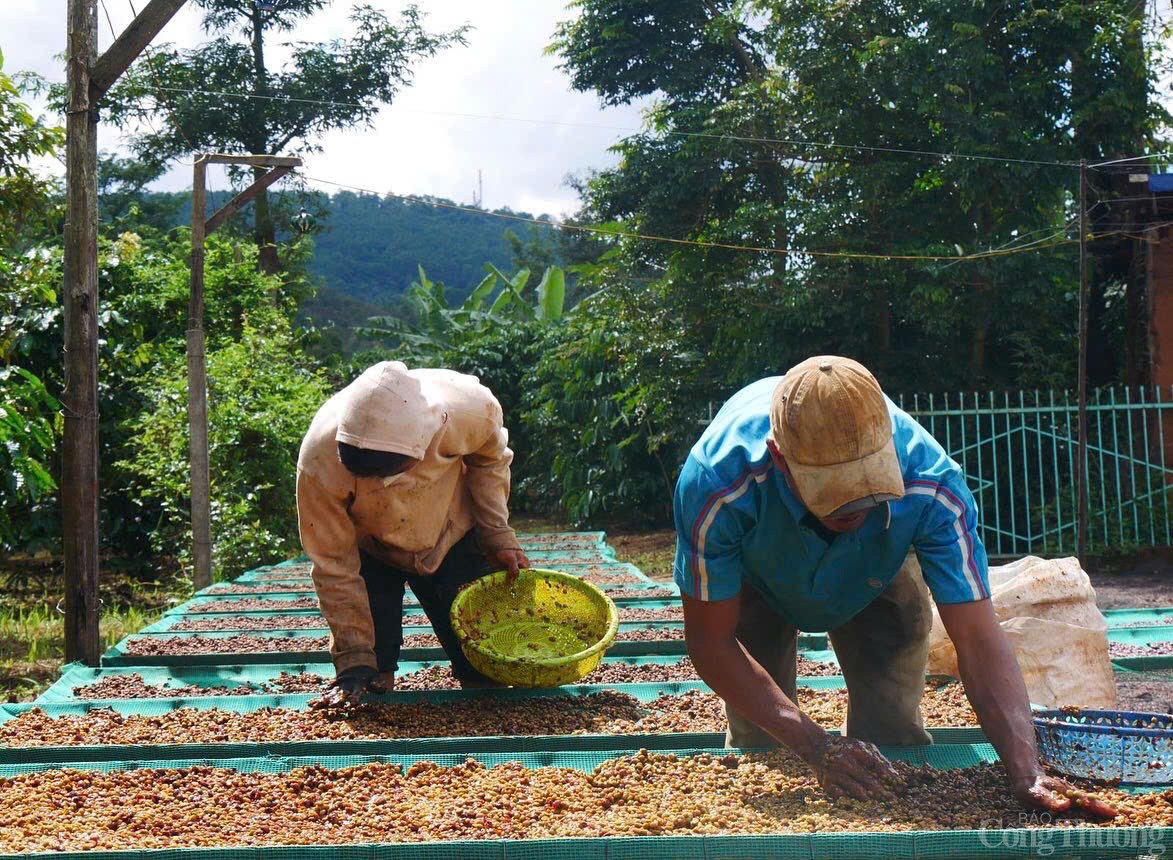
top-left (769, 356), bottom-right (904, 518)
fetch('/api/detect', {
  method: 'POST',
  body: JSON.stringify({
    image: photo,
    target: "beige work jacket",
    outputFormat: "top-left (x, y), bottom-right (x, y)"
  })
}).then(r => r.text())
top-left (296, 362), bottom-right (521, 672)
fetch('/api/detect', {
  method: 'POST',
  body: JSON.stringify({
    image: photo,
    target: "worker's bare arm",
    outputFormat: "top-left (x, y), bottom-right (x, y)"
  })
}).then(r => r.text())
top-left (940, 599), bottom-right (1116, 819)
top-left (682, 593), bottom-right (897, 800)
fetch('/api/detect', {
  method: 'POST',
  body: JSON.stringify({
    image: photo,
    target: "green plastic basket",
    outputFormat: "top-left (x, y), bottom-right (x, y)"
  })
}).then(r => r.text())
top-left (450, 568), bottom-right (619, 687)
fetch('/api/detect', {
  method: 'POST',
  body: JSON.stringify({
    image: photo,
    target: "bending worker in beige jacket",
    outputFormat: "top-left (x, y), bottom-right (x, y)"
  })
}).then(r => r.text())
top-left (296, 361), bottom-right (530, 707)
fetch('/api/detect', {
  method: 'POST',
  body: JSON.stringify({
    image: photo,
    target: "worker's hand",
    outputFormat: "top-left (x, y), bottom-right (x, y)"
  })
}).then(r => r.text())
top-left (489, 548), bottom-right (530, 586)
top-left (811, 734), bottom-right (901, 801)
top-left (309, 666), bottom-right (386, 710)
top-left (1013, 773), bottom-right (1118, 819)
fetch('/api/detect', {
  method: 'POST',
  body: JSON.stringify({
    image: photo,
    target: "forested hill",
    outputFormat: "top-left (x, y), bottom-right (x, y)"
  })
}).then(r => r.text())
top-left (159, 189), bottom-right (556, 305)
top-left (307, 191), bottom-right (554, 304)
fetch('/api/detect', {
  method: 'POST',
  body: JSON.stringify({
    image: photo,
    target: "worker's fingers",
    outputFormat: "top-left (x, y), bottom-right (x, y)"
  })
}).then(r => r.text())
top-left (1025, 782), bottom-right (1072, 815)
top-left (1039, 777), bottom-right (1118, 820)
top-left (821, 772), bottom-right (871, 801)
top-left (308, 689), bottom-right (342, 710)
top-left (853, 741), bottom-right (899, 782)
top-left (1072, 794), bottom-right (1118, 819)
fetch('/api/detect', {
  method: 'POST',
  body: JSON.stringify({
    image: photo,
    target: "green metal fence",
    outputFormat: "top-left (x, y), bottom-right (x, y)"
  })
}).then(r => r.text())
top-left (893, 387), bottom-right (1173, 557)
top-left (700, 386), bottom-right (1173, 556)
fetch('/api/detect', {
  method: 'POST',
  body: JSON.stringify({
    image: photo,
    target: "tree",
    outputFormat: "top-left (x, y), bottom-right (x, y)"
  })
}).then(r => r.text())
top-left (104, 2), bottom-right (467, 272)
top-left (0, 51), bottom-right (65, 554)
top-left (550, 0), bottom-right (1170, 392)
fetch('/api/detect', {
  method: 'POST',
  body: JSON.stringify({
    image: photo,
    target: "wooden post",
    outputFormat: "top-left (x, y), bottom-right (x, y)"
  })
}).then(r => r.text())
top-left (62, 0), bottom-right (188, 662)
top-left (187, 153), bottom-right (301, 588)
top-left (189, 155), bottom-right (212, 589)
top-left (1077, 160), bottom-right (1090, 568)
top-left (63, 0), bottom-right (101, 665)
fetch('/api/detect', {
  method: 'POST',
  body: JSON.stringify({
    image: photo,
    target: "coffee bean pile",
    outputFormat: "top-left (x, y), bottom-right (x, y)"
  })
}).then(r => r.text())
top-left (618, 607), bottom-right (683, 622)
top-left (171, 616), bottom-right (326, 632)
top-left (0, 684), bottom-right (977, 749)
top-left (1, 752), bottom-right (1161, 853)
top-left (188, 598), bottom-right (320, 613)
top-left (72, 673), bottom-right (334, 700)
top-left (615, 627), bottom-right (685, 642)
top-left (206, 584), bottom-right (316, 595)
top-left (1110, 641), bottom-right (1173, 658)
top-left (72, 676), bottom-right (257, 699)
top-left (606, 588), bottom-right (677, 600)
top-left (123, 635), bottom-right (329, 656)
top-left (583, 574), bottom-right (645, 586)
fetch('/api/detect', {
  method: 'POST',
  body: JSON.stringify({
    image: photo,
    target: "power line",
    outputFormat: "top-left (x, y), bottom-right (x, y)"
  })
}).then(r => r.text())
top-left (301, 174), bottom-right (1098, 263)
top-left (1092, 152), bottom-right (1173, 167)
top-left (130, 81), bottom-right (1079, 170)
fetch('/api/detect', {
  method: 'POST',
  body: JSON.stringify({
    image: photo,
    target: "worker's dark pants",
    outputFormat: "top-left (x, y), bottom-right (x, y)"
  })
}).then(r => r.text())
top-left (725, 552), bottom-right (935, 748)
top-left (359, 529), bottom-right (494, 684)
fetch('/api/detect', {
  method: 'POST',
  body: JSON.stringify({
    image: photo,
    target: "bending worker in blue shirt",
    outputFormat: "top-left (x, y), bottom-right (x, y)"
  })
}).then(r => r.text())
top-left (674, 355), bottom-right (1114, 816)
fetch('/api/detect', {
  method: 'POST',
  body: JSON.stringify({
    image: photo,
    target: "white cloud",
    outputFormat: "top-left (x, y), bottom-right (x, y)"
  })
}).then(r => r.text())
top-left (1, 1), bottom-right (649, 216)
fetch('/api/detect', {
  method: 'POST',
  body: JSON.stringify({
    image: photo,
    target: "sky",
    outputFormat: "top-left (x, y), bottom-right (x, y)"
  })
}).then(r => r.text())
top-left (0, 0), bottom-right (650, 217)
top-left (1, 2), bottom-right (1170, 218)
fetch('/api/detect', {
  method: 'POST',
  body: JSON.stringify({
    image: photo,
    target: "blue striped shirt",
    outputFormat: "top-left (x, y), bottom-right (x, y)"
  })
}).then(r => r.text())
top-left (673, 377), bottom-right (989, 631)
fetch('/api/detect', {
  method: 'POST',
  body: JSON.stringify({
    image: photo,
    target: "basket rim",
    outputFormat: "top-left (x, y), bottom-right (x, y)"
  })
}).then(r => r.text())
top-left (1032, 708), bottom-right (1173, 739)
top-left (450, 568), bottom-right (620, 670)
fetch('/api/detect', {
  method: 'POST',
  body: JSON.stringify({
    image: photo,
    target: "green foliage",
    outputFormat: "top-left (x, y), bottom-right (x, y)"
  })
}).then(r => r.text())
top-left (118, 320), bottom-right (329, 578)
top-left (522, 282), bottom-right (706, 525)
top-left (0, 368), bottom-right (60, 553)
top-left (0, 52), bottom-right (63, 249)
top-left (551, 0), bottom-right (1169, 393)
top-left (0, 53), bottom-right (65, 555)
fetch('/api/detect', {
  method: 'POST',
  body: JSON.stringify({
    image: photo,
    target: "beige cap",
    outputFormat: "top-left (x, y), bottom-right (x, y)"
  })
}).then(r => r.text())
top-left (336, 361), bottom-right (442, 459)
top-left (769, 356), bottom-right (904, 518)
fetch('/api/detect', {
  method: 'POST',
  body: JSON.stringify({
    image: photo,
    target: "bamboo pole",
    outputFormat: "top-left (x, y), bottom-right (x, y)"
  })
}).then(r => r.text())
top-left (189, 155), bottom-right (212, 589)
top-left (186, 154), bottom-right (301, 588)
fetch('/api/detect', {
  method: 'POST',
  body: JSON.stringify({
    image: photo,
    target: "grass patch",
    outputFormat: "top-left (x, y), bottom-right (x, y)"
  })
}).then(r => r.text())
top-left (608, 529), bottom-right (676, 582)
top-left (0, 560), bottom-right (189, 702)
top-left (0, 604), bottom-right (166, 702)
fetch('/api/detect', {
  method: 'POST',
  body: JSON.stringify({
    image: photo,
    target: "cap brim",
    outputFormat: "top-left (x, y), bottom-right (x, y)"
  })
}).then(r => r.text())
top-left (786, 441), bottom-right (904, 519)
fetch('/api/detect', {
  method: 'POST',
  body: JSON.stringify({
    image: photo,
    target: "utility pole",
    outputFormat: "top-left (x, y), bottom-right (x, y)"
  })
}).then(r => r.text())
top-left (63, 0), bottom-right (187, 665)
top-left (1077, 159), bottom-right (1090, 568)
top-left (188, 153), bottom-right (301, 589)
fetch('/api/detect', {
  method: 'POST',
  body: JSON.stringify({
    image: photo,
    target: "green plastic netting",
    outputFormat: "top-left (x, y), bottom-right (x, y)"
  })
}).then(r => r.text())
top-left (140, 615), bottom-right (695, 636)
top-left (1107, 626), bottom-right (1173, 644)
top-left (102, 630), bottom-right (717, 667)
top-left (46, 653), bottom-right (846, 703)
top-left (0, 741), bottom-right (999, 776)
top-left (166, 582), bottom-right (682, 616)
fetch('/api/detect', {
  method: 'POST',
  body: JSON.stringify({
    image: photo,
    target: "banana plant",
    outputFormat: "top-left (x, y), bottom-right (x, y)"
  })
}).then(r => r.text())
top-left (360, 263), bottom-right (568, 351)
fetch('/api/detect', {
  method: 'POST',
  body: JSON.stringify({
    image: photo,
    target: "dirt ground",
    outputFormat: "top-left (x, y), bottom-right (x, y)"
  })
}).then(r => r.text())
top-left (607, 531), bottom-right (1173, 713)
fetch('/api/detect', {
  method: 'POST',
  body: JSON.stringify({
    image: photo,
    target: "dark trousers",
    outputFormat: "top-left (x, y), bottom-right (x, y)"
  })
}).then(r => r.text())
top-left (359, 529), bottom-right (492, 683)
top-left (726, 552), bottom-right (935, 748)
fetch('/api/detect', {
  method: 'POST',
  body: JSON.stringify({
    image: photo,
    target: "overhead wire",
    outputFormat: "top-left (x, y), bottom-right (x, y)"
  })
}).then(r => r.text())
top-left (129, 82), bottom-right (1082, 170)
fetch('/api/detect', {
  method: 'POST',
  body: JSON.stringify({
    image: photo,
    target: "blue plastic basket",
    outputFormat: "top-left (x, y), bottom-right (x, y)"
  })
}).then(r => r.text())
top-left (1033, 708), bottom-right (1173, 785)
